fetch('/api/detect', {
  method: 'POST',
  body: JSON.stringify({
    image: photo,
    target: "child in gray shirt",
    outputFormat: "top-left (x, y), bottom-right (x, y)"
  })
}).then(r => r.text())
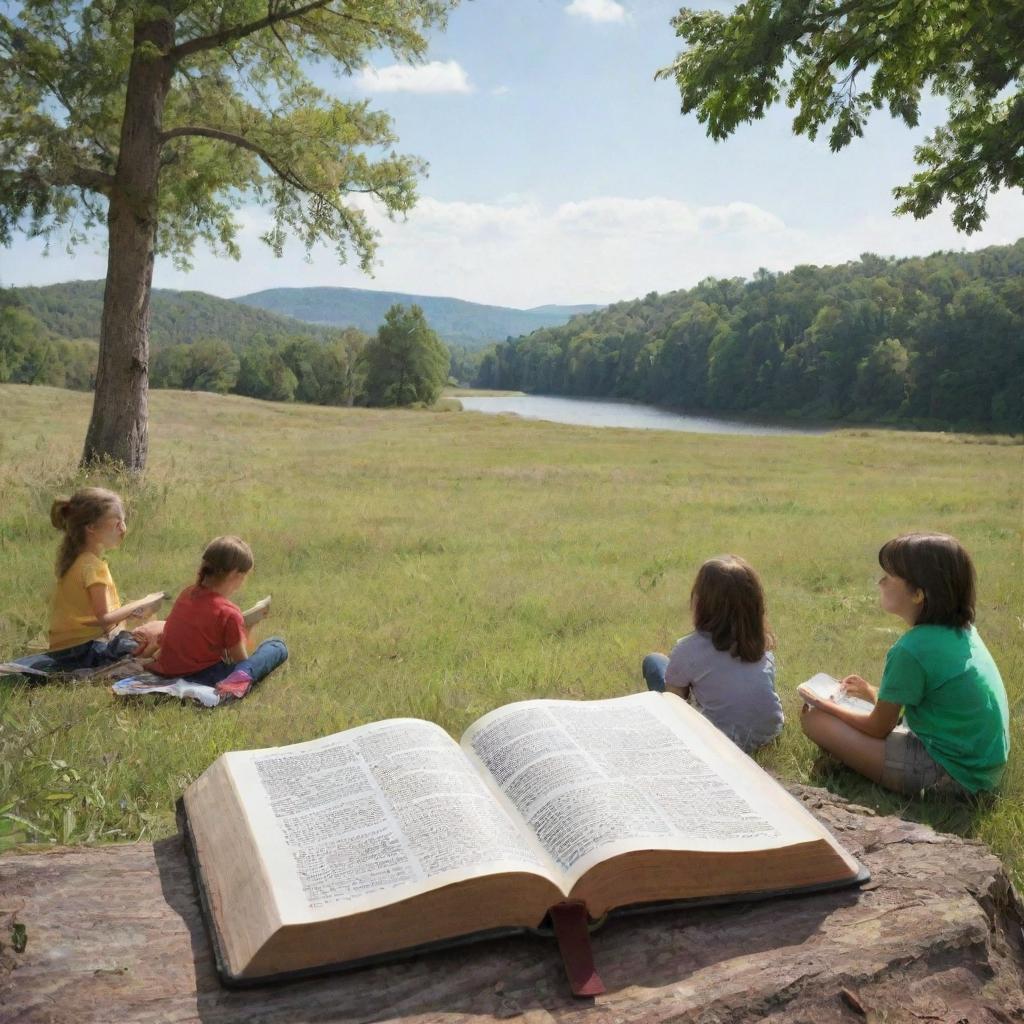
top-left (642, 555), bottom-right (784, 752)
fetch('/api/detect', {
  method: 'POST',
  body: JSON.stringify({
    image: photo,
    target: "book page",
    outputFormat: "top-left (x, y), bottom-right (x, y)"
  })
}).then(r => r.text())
top-left (461, 692), bottom-right (825, 886)
top-left (242, 596), bottom-right (271, 629)
top-left (798, 672), bottom-right (875, 713)
top-left (226, 719), bottom-right (561, 923)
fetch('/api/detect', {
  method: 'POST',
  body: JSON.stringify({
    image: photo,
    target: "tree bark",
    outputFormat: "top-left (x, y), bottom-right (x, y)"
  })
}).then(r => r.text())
top-left (81, 17), bottom-right (174, 472)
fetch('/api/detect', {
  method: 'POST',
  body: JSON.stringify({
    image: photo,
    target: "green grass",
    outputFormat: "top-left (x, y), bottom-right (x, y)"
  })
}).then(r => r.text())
top-left (1, 384), bottom-right (1022, 884)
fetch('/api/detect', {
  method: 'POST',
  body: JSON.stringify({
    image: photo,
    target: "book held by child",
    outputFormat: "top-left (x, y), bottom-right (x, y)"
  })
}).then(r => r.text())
top-left (798, 672), bottom-right (876, 713)
top-left (183, 691), bottom-right (866, 986)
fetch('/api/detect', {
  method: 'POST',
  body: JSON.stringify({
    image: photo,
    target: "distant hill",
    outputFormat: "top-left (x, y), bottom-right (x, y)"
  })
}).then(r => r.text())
top-left (526, 303), bottom-right (603, 317)
top-left (13, 280), bottom-right (338, 351)
top-left (234, 286), bottom-right (603, 349)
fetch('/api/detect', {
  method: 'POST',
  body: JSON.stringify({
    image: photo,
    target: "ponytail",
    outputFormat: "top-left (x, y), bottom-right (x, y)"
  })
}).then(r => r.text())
top-left (50, 498), bottom-right (72, 531)
top-left (197, 536), bottom-right (254, 587)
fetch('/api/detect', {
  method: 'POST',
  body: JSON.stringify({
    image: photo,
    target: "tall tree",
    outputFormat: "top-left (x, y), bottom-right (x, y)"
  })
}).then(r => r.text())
top-left (362, 303), bottom-right (449, 406)
top-left (1, 1), bottom-right (453, 471)
top-left (658, 1), bottom-right (1024, 232)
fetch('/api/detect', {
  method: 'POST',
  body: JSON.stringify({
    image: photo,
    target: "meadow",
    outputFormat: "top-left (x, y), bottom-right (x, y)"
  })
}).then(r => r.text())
top-left (1, 384), bottom-right (1022, 886)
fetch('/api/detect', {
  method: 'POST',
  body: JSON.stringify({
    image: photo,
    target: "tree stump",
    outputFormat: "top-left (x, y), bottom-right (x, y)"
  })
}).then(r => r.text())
top-left (2, 784), bottom-right (1022, 1023)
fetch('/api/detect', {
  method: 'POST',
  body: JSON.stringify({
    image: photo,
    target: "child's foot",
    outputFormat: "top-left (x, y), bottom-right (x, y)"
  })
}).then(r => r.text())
top-left (215, 669), bottom-right (253, 701)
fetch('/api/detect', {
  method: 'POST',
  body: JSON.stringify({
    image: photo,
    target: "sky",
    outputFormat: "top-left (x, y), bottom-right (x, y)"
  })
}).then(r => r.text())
top-left (3, 0), bottom-right (1024, 309)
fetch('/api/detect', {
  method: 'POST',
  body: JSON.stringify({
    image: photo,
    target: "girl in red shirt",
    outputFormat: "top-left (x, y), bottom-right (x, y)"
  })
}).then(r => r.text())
top-left (151, 536), bottom-right (287, 698)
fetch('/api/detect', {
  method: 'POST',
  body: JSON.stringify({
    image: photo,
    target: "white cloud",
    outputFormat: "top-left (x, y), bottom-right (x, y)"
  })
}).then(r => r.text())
top-left (356, 60), bottom-right (472, 94)
top-left (566, 0), bottom-right (628, 23)
top-left (7, 191), bottom-right (1024, 310)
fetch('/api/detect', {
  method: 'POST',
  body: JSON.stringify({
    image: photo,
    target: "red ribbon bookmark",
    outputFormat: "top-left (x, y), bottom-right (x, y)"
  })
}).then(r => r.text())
top-left (549, 901), bottom-right (605, 998)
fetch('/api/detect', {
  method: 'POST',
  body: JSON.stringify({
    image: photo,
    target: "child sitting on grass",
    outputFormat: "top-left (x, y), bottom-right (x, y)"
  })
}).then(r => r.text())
top-left (8, 487), bottom-right (164, 677)
top-left (800, 533), bottom-right (1009, 797)
top-left (149, 536), bottom-right (286, 697)
top-left (642, 555), bottom-right (784, 752)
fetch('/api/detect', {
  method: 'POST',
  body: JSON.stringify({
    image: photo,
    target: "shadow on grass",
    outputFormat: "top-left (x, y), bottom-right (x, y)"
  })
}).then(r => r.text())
top-left (806, 757), bottom-right (997, 839)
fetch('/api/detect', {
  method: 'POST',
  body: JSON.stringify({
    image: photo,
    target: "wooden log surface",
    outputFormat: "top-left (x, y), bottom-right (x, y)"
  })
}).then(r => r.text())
top-left (2, 785), bottom-right (1023, 1024)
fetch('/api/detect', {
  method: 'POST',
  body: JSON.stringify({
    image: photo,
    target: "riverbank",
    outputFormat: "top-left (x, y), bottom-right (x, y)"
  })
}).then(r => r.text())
top-left (1, 384), bottom-right (1020, 886)
top-left (455, 393), bottom-right (822, 436)
top-left (452, 388), bottom-right (1023, 440)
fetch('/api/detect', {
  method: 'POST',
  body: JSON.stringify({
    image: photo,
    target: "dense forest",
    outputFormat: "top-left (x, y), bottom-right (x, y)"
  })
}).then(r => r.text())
top-left (1, 280), bottom-right (453, 408)
top-left (4, 241), bottom-right (1023, 430)
top-left (0, 282), bottom-right (371, 404)
top-left (475, 242), bottom-right (1024, 432)
top-left (0, 280), bottom-right (538, 399)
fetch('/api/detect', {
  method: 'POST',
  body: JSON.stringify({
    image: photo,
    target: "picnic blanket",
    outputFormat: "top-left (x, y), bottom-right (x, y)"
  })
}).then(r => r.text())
top-left (111, 671), bottom-right (254, 708)
top-left (0, 657), bottom-right (137, 682)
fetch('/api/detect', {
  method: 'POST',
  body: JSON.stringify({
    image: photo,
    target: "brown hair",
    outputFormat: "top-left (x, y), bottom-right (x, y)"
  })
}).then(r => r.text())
top-left (691, 555), bottom-right (773, 662)
top-left (878, 533), bottom-right (976, 629)
top-left (50, 488), bottom-right (124, 578)
top-left (197, 536), bottom-right (254, 586)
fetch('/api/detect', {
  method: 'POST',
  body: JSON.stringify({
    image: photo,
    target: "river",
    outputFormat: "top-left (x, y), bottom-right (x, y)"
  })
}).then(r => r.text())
top-left (458, 395), bottom-right (822, 436)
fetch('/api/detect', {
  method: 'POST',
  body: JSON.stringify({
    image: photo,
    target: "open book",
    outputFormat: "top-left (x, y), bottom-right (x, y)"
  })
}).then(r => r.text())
top-left (797, 672), bottom-right (875, 713)
top-left (116, 590), bottom-right (168, 621)
top-left (242, 596), bottom-right (271, 629)
top-left (183, 692), bottom-right (865, 986)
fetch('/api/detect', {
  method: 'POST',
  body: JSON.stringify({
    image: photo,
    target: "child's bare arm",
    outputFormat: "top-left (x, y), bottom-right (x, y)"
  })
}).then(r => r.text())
top-left (87, 585), bottom-right (164, 630)
top-left (815, 696), bottom-right (900, 739)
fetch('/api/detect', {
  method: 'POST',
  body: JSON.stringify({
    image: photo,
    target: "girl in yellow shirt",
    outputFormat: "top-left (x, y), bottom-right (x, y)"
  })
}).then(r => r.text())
top-left (6, 488), bottom-right (165, 678)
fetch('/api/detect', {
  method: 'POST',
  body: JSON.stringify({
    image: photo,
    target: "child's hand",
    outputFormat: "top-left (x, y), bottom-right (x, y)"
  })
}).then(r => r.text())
top-left (840, 674), bottom-right (876, 702)
top-left (131, 620), bottom-right (164, 658)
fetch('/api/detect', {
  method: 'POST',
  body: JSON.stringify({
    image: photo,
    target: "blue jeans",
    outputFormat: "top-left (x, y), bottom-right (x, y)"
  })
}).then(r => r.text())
top-left (642, 652), bottom-right (669, 692)
top-left (9, 631), bottom-right (140, 678)
top-left (171, 637), bottom-right (288, 687)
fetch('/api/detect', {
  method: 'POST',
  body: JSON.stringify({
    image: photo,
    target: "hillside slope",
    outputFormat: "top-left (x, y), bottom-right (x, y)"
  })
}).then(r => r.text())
top-left (235, 286), bottom-right (602, 349)
top-left (14, 280), bottom-right (337, 351)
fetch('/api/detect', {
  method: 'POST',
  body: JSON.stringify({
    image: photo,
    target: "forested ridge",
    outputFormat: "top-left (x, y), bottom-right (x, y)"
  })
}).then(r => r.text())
top-left (5, 241), bottom-right (1023, 430)
top-left (476, 242), bottom-right (1024, 432)
top-left (237, 287), bottom-right (601, 349)
top-left (13, 280), bottom-right (336, 349)
top-left (0, 280), bottom-right (362, 398)
top-left (1, 281), bottom-right (450, 409)
top-left (0, 280), bottom-right (577, 395)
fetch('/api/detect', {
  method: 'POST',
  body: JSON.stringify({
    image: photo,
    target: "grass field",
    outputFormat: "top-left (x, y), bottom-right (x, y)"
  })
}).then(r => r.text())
top-left (1, 384), bottom-right (1022, 885)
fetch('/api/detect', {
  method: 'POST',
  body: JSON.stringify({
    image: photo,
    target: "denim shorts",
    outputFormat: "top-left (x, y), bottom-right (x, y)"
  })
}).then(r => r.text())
top-left (881, 725), bottom-right (964, 796)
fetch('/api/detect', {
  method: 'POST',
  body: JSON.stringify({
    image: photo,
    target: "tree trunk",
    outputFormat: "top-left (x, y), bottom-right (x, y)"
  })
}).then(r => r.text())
top-left (81, 17), bottom-right (174, 472)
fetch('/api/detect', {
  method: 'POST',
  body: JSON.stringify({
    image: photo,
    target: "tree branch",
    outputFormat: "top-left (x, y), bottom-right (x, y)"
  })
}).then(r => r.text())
top-left (1, 164), bottom-right (115, 194)
top-left (159, 125), bottom-right (314, 190)
top-left (169, 0), bottom-right (343, 62)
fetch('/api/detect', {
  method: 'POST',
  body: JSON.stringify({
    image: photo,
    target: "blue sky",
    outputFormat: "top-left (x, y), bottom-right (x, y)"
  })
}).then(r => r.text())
top-left (4, 0), bottom-right (1023, 307)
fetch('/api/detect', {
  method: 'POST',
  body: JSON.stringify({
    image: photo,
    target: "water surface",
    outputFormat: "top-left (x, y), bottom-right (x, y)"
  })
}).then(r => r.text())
top-left (459, 395), bottom-right (821, 436)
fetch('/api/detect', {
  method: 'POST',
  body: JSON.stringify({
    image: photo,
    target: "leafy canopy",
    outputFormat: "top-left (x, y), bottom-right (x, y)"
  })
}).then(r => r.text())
top-left (657, 0), bottom-right (1024, 232)
top-left (0, 0), bottom-right (454, 268)
top-left (363, 302), bottom-right (449, 406)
